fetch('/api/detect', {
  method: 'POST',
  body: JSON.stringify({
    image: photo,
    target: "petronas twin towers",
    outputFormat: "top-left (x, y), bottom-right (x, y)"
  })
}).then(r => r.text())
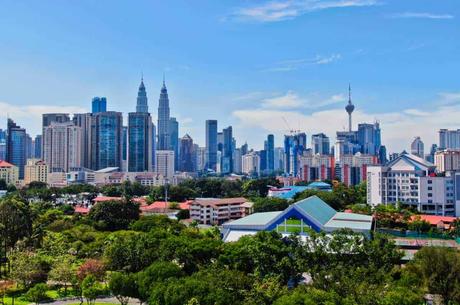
top-left (127, 76), bottom-right (171, 172)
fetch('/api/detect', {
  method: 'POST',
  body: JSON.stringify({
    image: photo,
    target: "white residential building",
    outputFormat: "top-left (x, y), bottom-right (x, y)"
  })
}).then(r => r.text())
top-left (435, 149), bottom-right (460, 173)
top-left (367, 152), bottom-right (459, 216)
top-left (242, 151), bottom-right (260, 175)
top-left (43, 122), bottom-right (82, 172)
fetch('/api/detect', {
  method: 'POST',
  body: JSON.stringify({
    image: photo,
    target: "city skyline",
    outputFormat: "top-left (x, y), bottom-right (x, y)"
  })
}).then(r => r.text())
top-left (0, 0), bottom-right (459, 152)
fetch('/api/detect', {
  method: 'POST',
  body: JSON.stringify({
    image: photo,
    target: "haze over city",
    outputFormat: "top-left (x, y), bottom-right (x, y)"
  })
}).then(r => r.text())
top-left (0, 0), bottom-right (459, 152)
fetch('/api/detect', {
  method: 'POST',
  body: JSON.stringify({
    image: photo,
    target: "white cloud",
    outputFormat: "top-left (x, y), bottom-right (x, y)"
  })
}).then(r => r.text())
top-left (232, 93), bottom-right (460, 152)
top-left (254, 91), bottom-right (347, 109)
top-left (229, 0), bottom-right (380, 22)
top-left (264, 54), bottom-right (342, 72)
top-left (389, 12), bottom-right (454, 19)
top-left (262, 91), bottom-right (304, 108)
top-left (0, 102), bottom-right (87, 136)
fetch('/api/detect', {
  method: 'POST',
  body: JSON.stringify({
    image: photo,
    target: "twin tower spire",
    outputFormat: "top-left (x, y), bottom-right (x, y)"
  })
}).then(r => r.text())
top-left (135, 73), bottom-right (168, 114)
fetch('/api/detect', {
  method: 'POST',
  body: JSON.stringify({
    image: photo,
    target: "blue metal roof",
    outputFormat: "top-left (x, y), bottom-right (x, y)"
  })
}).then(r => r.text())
top-left (293, 196), bottom-right (337, 226)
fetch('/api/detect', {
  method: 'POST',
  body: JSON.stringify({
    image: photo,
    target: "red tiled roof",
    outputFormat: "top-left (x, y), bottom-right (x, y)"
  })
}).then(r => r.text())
top-left (192, 197), bottom-right (249, 208)
top-left (179, 200), bottom-right (192, 210)
top-left (93, 196), bottom-right (122, 202)
top-left (0, 160), bottom-right (14, 167)
top-left (410, 215), bottom-right (457, 226)
top-left (74, 205), bottom-right (90, 214)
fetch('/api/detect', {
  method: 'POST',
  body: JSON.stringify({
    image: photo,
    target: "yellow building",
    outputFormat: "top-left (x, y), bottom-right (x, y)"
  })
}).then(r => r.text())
top-left (0, 160), bottom-right (19, 185)
top-left (24, 159), bottom-right (49, 186)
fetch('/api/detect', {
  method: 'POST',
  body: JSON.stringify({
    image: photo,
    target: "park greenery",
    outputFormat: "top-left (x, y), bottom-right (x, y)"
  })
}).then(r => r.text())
top-left (0, 178), bottom-right (460, 304)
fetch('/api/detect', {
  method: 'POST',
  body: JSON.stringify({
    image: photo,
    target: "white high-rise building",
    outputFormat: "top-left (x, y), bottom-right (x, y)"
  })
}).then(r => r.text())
top-left (24, 159), bottom-right (48, 185)
top-left (435, 150), bottom-right (460, 173)
top-left (439, 129), bottom-right (460, 150)
top-left (155, 150), bottom-right (175, 179)
top-left (43, 122), bottom-right (82, 172)
top-left (242, 151), bottom-right (260, 175)
top-left (367, 152), bottom-right (459, 216)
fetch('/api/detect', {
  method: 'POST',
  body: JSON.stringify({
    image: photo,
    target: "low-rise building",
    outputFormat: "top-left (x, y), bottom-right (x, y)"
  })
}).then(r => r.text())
top-left (222, 195), bottom-right (374, 242)
top-left (190, 197), bottom-right (253, 225)
top-left (0, 160), bottom-right (19, 185)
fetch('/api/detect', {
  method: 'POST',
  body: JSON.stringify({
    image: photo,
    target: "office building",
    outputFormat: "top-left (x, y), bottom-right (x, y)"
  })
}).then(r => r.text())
top-left (169, 117), bottom-right (179, 170)
top-left (233, 148), bottom-right (242, 173)
top-left (128, 78), bottom-right (153, 172)
top-left (6, 119), bottom-right (27, 179)
top-left (284, 132), bottom-right (307, 176)
top-left (179, 134), bottom-right (194, 172)
top-left (274, 147), bottom-right (284, 172)
top-left (43, 122), bottom-right (82, 172)
top-left (24, 159), bottom-right (48, 185)
top-left (222, 126), bottom-right (233, 174)
top-left (156, 150), bottom-right (175, 179)
top-left (426, 144), bottom-right (438, 163)
top-left (266, 134), bottom-right (275, 172)
top-left (439, 129), bottom-right (460, 150)
top-left (411, 136), bottom-right (424, 158)
top-left (0, 160), bottom-right (19, 185)
top-left (357, 122), bottom-right (381, 156)
top-left (205, 120), bottom-right (218, 171)
top-left (73, 113), bottom-right (92, 169)
top-left (195, 146), bottom-right (206, 172)
top-left (312, 133), bottom-right (330, 155)
top-left (0, 129), bottom-right (5, 161)
top-left (128, 113), bottom-right (153, 172)
top-left (367, 152), bottom-right (459, 216)
top-left (90, 112), bottom-right (123, 170)
top-left (157, 78), bottom-right (170, 150)
top-left (92, 97), bottom-right (107, 113)
top-left (34, 135), bottom-right (42, 159)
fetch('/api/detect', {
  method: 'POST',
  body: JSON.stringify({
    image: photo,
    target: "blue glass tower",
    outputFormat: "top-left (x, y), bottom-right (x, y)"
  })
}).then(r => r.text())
top-left (0, 129), bottom-right (6, 161)
top-left (6, 119), bottom-right (27, 179)
top-left (169, 117), bottom-right (179, 170)
top-left (92, 97), bottom-right (107, 113)
top-left (266, 134), bottom-right (275, 172)
top-left (222, 126), bottom-right (233, 174)
top-left (205, 120), bottom-right (218, 171)
top-left (34, 135), bottom-right (42, 159)
top-left (128, 78), bottom-right (153, 172)
top-left (90, 112), bottom-right (123, 170)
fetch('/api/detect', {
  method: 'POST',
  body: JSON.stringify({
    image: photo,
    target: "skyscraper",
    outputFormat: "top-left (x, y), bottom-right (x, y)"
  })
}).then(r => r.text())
top-left (92, 97), bottom-right (107, 113)
top-left (411, 137), bottom-right (424, 158)
top-left (222, 126), bottom-right (233, 174)
top-left (266, 134), bottom-right (275, 173)
top-left (439, 129), bottom-right (460, 150)
top-left (169, 117), bottom-right (179, 170)
top-left (43, 122), bottom-right (82, 172)
top-left (312, 133), bottom-right (330, 155)
top-left (284, 132), bottom-right (307, 176)
top-left (157, 78), bottom-right (170, 150)
top-left (156, 150), bottom-right (175, 179)
top-left (345, 84), bottom-right (355, 132)
top-left (205, 120), bottom-right (218, 171)
top-left (0, 129), bottom-right (6, 161)
top-left (128, 79), bottom-right (153, 172)
top-left (136, 78), bottom-right (148, 113)
top-left (90, 112), bottom-right (123, 170)
top-left (73, 113), bottom-right (92, 169)
top-left (6, 119), bottom-right (27, 179)
top-left (357, 123), bottom-right (381, 155)
top-left (34, 135), bottom-right (42, 159)
top-left (179, 134), bottom-right (194, 172)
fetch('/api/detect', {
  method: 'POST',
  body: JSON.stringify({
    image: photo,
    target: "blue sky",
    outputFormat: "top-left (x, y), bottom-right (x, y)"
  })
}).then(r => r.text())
top-left (0, 0), bottom-right (459, 152)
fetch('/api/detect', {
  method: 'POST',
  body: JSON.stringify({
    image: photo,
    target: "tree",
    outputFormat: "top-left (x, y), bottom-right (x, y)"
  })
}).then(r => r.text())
top-left (89, 199), bottom-right (140, 231)
top-left (77, 259), bottom-right (105, 282)
top-left (0, 179), bottom-right (7, 190)
top-left (109, 272), bottom-right (138, 305)
top-left (0, 196), bottom-right (32, 249)
top-left (408, 247), bottom-right (460, 304)
top-left (242, 177), bottom-right (281, 197)
top-left (137, 261), bottom-right (183, 303)
top-left (25, 283), bottom-right (48, 305)
top-left (81, 275), bottom-right (105, 305)
top-left (252, 197), bottom-right (289, 213)
top-left (49, 255), bottom-right (77, 294)
top-left (9, 251), bottom-right (49, 289)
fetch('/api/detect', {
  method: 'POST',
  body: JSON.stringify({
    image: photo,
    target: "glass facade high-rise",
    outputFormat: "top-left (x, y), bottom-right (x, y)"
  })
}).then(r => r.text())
top-left (92, 97), bottom-right (107, 113)
top-left (266, 134), bottom-right (275, 172)
top-left (312, 133), bottom-right (330, 155)
top-left (179, 134), bottom-right (194, 172)
top-left (157, 79), bottom-right (170, 150)
top-left (128, 79), bottom-right (153, 172)
top-left (357, 123), bottom-right (381, 155)
top-left (90, 112), bottom-right (123, 170)
top-left (73, 113), bottom-right (92, 169)
top-left (34, 135), bottom-right (42, 159)
top-left (205, 120), bottom-right (218, 171)
top-left (222, 126), bottom-right (233, 174)
top-left (284, 132), bottom-right (307, 177)
top-left (439, 129), bottom-right (460, 150)
top-left (0, 129), bottom-right (6, 161)
top-left (169, 117), bottom-right (179, 170)
top-left (6, 119), bottom-right (27, 179)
